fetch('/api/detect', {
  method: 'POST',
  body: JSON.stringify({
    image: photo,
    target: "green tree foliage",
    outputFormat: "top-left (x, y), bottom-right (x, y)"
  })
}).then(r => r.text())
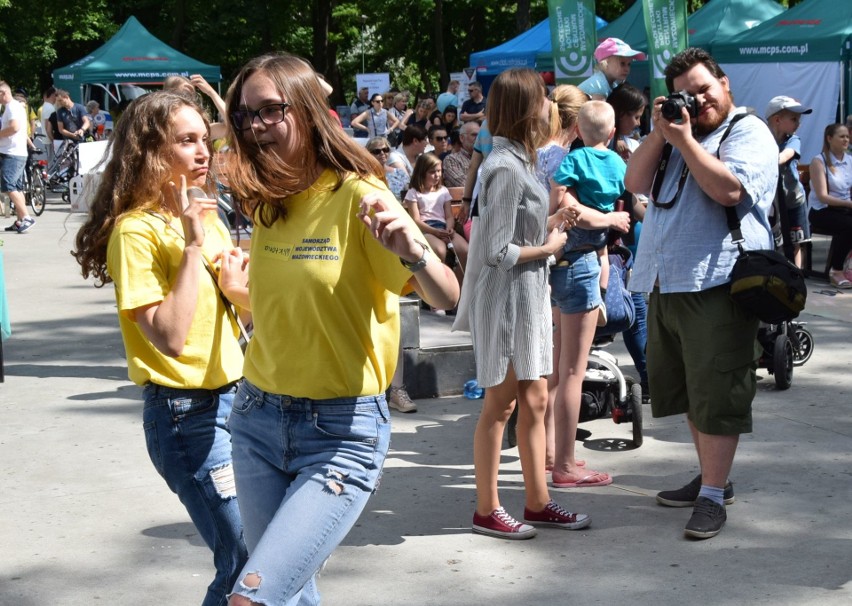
top-left (0, 0), bottom-right (808, 107)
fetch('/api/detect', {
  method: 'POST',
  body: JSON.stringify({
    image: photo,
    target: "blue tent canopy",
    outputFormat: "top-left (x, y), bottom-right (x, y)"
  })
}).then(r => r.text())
top-left (470, 17), bottom-right (607, 76)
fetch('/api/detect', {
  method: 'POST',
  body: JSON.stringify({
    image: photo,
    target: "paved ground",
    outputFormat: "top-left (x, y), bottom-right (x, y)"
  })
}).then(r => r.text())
top-left (1, 201), bottom-right (851, 605)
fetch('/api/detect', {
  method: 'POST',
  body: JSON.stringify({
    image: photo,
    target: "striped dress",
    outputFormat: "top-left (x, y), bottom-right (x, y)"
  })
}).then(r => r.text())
top-left (469, 136), bottom-right (553, 387)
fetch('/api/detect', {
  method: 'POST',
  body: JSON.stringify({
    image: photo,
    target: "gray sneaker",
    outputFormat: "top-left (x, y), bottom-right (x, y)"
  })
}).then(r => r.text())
top-left (16, 217), bottom-right (35, 233)
top-left (684, 497), bottom-right (727, 539)
top-left (389, 385), bottom-right (417, 413)
top-left (656, 474), bottom-right (735, 507)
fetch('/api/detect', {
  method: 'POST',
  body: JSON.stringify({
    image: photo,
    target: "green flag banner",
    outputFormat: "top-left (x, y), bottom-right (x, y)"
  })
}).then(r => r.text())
top-left (642, 0), bottom-right (689, 100)
top-left (547, 0), bottom-right (598, 85)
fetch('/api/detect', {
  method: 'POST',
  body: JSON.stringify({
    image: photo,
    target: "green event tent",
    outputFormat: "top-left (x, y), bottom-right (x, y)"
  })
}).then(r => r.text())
top-left (587, 0), bottom-right (784, 53)
top-left (52, 16), bottom-right (220, 104)
top-left (532, 0), bottom-right (783, 94)
top-left (710, 0), bottom-right (852, 159)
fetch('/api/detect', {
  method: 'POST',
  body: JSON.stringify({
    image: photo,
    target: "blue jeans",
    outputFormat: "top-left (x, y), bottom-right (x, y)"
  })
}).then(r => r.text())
top-left (228, 379), bottom-right (391, 606)
top-left (622, 291), bottom-right (648, 385)
top-left (143, 382), bottom-right (247, 606)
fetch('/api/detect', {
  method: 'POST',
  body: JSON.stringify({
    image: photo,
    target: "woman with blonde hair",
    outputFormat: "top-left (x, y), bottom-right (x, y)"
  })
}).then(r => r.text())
top-left (534, 84), bottom-right (588, 470)
top-left (469, 68), bottom-right (589, 540)
top-left (222, 52), bottom-right (458, 604)
top-left (72, 91), bottom-right (249, 606)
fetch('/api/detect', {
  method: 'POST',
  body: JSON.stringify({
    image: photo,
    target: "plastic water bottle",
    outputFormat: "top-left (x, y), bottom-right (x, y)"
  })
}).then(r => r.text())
top-left (463, 379), bottom-right (484, 399)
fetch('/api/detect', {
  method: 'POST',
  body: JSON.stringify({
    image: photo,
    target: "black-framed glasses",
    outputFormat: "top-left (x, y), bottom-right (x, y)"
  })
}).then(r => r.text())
top-left (230, 103), bottom-right (291, 132)
top-left (369, 147), bottom-right (390, 155)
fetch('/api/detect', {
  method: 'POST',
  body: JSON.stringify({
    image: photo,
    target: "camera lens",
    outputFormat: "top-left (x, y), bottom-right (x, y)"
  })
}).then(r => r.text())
top-left (661, 98), bottom-right (684, 121)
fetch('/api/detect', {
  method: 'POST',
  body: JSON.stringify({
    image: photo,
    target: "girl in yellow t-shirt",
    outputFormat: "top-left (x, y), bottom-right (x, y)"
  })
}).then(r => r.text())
top-left (223, 52), bottom-right (458, 605)
top-left (72, 91), bottom-right (248, 606)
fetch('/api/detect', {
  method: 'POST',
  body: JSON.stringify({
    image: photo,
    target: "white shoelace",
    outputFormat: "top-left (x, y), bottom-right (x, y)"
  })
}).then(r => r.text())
top-left (493, 507), bottom-right (521, 527)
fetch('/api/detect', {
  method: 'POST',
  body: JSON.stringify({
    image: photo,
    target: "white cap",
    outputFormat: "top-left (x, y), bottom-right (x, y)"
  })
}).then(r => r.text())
top-left (765, 96), bottom-right (812, 120)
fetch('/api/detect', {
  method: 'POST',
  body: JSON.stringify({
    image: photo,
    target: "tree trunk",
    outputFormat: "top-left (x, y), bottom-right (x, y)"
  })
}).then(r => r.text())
top-left (516, 0), bottom-right (531, 35)
top-left (434, 0), bottom-right (448, 90)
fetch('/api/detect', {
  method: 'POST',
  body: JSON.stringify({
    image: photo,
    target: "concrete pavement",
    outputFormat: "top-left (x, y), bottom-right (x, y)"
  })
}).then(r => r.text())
top-left (1, 200), bottom-right (851, 605)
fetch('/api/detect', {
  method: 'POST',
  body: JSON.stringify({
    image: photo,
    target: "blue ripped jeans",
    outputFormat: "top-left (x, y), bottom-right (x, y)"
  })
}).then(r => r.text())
top-left (228, 379), bottom-right (391, 606)
top-left (143, 382), bottom-right (247, 606)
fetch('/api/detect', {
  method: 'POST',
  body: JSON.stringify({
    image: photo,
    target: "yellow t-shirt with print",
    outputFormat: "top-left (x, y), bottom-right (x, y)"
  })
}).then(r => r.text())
top-left (244, 169), bottom-right (418, 399)
top-left (107, 211), bottom-right (244, 389)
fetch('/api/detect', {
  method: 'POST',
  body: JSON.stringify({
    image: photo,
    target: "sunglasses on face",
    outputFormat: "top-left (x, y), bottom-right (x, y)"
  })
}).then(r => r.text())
top-left (230, 103), bottom-right (291, 132)
top-left (369, 147), bottom-right (390, 155)
top-left (432, 136), bottom-right (448, 142)
top-left (372, 99), bottom-right (383, 104)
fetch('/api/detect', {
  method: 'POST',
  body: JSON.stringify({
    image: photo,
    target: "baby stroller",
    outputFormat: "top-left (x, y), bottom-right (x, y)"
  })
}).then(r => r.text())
top-left (756, 179), bottom-right (816, 390)
top-left (581, 245), bottom-right (643, 447)
top-left (756, 320), bottom-right (814, 390)
top-left (44, 139), bottom-right (80, 201)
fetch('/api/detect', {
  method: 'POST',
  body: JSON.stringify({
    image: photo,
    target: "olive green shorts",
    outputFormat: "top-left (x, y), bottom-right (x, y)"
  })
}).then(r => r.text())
top-left (646, 285), bottom-right (761, 435)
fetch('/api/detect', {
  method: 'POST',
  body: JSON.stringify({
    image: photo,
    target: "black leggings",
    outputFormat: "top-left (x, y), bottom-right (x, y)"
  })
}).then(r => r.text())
top-left (809, 207), bottom-right (852, 270)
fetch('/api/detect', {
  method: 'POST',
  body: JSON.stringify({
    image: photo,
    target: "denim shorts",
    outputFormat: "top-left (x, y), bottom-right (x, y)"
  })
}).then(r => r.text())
top-left (0, 154), bottom-right (26, 193)
top-left (549, 249), bottom-right (602, 314)
top-left (228, 379), bottom-right (391, 605)
top-left (425, 219), bottom-right (447, 230)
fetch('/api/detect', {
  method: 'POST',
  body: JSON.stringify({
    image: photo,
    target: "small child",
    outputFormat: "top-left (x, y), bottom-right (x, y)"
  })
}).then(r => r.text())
top-left (765, 95), bottom-right (813, 268)
top-left (578, 38), bottom-right (646, 101)
top-left (552, 100), bottom-right (627, 326)
top-left (403, 152), bottom-right (468, 278)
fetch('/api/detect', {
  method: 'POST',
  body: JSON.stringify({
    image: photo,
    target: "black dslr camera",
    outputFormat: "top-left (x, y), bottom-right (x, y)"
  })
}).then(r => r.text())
top-left (661, 90), bottom-right (699, 122)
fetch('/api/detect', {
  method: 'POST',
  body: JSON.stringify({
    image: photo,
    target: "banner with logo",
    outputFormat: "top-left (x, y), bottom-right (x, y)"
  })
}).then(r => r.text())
top-left (642, 0), bottom-right (689, 100)
top-left (547, 0), bottom-right (598, 85)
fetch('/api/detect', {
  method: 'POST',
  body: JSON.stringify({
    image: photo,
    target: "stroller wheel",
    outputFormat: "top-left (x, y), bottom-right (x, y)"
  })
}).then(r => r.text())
top-left (772, 334), bottom-right (793, 390)
top-left (629, 380), bottom-right (643, 448)
top-left (791, 325), bottom-right (814, 367)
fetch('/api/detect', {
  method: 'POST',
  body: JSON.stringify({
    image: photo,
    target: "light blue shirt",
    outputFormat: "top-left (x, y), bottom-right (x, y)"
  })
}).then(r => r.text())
top-left (631, 109), bottom-right (777, 294)
top-left (436, 92), bottom-right (459, 113)
top-left (578, 71), bottom-right (614, 98)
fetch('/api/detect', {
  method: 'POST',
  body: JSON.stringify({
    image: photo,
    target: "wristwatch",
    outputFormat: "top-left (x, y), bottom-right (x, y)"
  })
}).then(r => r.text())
top-left (400, 239), bottom-right (430, 272)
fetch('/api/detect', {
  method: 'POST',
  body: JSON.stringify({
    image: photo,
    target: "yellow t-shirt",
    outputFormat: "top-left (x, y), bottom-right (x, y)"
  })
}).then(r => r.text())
top-left (244, 169), bottom-right (417, 399)
top-left (107, 211), bottom-right (244, 389)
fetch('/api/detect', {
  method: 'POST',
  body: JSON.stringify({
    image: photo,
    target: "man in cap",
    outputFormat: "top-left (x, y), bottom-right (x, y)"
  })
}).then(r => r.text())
top-left (765, 95), bottom-right (813, 267)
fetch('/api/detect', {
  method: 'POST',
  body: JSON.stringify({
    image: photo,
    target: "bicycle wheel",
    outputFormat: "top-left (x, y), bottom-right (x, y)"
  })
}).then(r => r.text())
top-left (26, 166), bottom-right (46, 216)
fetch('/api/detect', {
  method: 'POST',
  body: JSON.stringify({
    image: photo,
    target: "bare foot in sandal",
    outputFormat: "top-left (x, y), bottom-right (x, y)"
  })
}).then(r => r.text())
top-left (552, 469), bottom-right (612, 488)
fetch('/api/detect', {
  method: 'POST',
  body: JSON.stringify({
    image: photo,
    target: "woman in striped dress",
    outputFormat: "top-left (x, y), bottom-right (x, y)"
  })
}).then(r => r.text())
top-left (469, 68), bottom-right (591, 540)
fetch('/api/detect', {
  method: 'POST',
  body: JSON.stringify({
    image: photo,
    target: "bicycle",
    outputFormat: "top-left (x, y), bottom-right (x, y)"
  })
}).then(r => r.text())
top-left (22, 147), bottom-right (46, 216)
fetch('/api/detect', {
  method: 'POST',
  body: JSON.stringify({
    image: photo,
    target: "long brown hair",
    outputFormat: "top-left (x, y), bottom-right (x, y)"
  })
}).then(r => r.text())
top-left (224, 53), bottom-right (384, 227)
top-left (485, 68), bottom-right (549, 164)
top-left (409, 153), bottom-right (442, 193)
top-left (72, 91), bottom-right (211, 286)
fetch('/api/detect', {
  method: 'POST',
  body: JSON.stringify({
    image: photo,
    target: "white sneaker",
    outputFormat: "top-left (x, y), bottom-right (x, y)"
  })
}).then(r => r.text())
top-left (389, 385), bottom-right (417, 413)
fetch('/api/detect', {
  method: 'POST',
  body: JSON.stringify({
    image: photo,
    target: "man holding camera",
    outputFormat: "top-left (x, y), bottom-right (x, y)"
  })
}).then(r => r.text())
top-left (624, 48), bottom-right (777, 539)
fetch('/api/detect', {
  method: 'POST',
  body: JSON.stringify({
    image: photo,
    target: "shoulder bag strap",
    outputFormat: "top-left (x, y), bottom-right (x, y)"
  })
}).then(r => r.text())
top-left (716, 112), bottom-right (754, 249)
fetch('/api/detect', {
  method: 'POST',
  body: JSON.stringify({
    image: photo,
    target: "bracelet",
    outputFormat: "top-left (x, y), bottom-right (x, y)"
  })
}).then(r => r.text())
top-left (462, 197), bottom-right (472, 203)
top-left (400, 239), bottom-right (430, 272)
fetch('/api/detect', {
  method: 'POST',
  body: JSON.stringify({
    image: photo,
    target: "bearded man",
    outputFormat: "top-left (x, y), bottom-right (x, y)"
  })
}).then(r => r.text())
top-left (624, 48), bottom-right (777, 540)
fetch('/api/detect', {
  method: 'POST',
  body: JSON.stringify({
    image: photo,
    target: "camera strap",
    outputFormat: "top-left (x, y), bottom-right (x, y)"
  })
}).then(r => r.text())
top-left (651, 143), bottom-right (689, 207)
top-left (652, 110), bottom-right (754, 210)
